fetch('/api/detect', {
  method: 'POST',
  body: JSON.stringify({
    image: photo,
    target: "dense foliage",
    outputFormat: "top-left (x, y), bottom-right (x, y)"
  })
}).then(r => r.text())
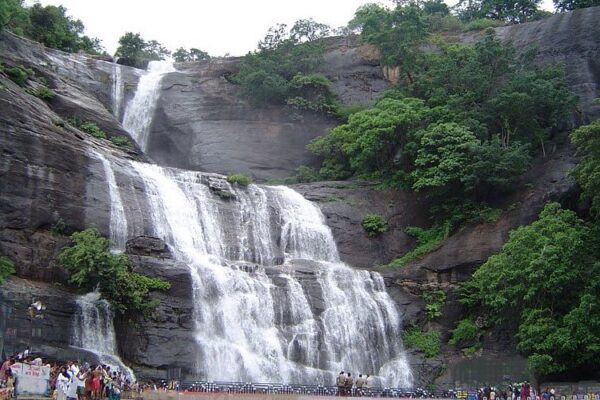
top-left (114, 32), bottom-right (170, 69)
top-left (59, 228), bottom-right (171, 315)
top-left (361, 214), bottom-right (388, 237)
top-left (0, 256), bottom-right (16, 284)
top-left (234, 19), bottom-right (335, 111)
top-left (402, 326), bottom-right (441, 358)
top-left (553, 0), bottom-right (600, 11)
top-left (172, 47), bottom-right (211, 62)
top-left (571, 120), bottom-right (600, 219)
top-left (460, 202), bottom-right (600, 376)
top-left (310, 9), bottom-right (575, 230)
top-left (0, 1), bottom-right (102, 54)
top-left (449, 318), bottom-right (478, 347)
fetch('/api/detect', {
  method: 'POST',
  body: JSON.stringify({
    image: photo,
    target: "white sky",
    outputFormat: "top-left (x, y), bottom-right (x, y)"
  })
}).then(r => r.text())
top-left (26, 0), bottom-right (554, 57)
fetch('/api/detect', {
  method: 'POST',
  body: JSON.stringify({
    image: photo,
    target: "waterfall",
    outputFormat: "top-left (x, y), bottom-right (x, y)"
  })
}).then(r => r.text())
top-left (111, 64), bottom-right (124, 121)
top-left (88, 149), bottom-right (128, 251)
top-left (125, 161), bottom-right (413, 386)
top-left (122, 61), bottom-right (175, 151)
top-left (71, 292), bottom-right (135, 381)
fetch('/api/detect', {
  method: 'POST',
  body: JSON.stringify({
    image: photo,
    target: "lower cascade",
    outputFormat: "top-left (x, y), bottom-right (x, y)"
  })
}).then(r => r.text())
top-left (92, 152), bottom-right (413, 387)
top-left (71, 292), bottom-right (135, 381)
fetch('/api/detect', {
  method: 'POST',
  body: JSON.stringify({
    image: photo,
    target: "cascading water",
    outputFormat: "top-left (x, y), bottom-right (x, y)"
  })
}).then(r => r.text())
top-left (88, 149), bottom-right (128, 251)
top-left (123, 162), bottom-right (412, 386)
top-left (122, 61), bottom-right (175, 151)
top-left (111, 64), bottom-right (124, 120)
top-left (71, 292), bottom-right (135, 381)
top-left (106, 57), bottom-right (412, 386)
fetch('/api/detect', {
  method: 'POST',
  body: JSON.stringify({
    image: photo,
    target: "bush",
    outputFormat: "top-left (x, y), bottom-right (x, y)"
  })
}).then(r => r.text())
top-left (403, 326), bottom-right (441, 358)
top-left (79, 121), bottom-right (107, 139)
top-left (388, 222), bottom-right (450, 267)
top-left (464, 18), bottom-right (503, 31)
top-left (110, 136), bottom-right (132, 148)
top-left (295, 166), bottom-right (320, 183)
top-left (0, 256), bottom-right (16, 284)
top-left (449, 318), bottom-right (478, 346)
top-left (29, 86), bottom-right (55, 100)
top-left (361, 214), bottom-right (388, 237)
top-left (59, 228), bottom-right (170, 314)
top-left (227, 174), bottom-right (252, 186)
top-left (423, 289), bottom-right (446, 320)
top-left (5, 65), bottom-right (32, 86)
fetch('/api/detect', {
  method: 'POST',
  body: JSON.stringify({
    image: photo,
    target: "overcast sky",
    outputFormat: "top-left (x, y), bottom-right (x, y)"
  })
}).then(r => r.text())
top-left (26, 0), bottom-right (554, 57)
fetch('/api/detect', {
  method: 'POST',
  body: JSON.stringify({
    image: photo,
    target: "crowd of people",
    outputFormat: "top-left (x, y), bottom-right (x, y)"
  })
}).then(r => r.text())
top-left (336, 371), bottom-right (375, 396)
top-left (0, 350), bottom-right (137, 400)
top-left (475, 383), bottom-right (556, 400)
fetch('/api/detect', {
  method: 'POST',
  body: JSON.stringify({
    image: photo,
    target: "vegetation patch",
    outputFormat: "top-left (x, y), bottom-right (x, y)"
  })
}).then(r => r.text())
top-left (449, 318), bottom-right (478, 346)
top-left (59, 228), bottom-right (170, 315)
top-left (423, 289), bottom-right (446, 320)
top-left (110, 135), bottom-right (133, 148)
top-left (29, 85), bottom-right (55, 100)
top-left (388, 222), bottom-right (450, 267)
top-left (227, 174), bottom-right (252, 186)
top-left (0, 256), bottom-right (16, 284)
top-left (78, 121), bottom-right (107, 139)
top-left (402, 326), bottom-right (441, 358)
top-left (361, 214), bottom-right (388, 237)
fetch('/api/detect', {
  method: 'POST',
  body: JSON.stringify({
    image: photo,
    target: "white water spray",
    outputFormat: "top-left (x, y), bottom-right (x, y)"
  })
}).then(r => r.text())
top-left (122, 61), bottom-right (175, 151)
top-left (71, 292), bottom-right (135, 381)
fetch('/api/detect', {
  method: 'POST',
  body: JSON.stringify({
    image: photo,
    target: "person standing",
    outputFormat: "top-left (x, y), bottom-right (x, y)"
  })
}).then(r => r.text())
top-left (356, 374), bottom-right (365, 396)
top-left (337, 372), bottom-right (346, 396)
top-left (56, 368), bottom-right (70, 400)
top-left (366, 374), bottom-right (374, 390)
top-left (345, 373), bottom-right (354, 397)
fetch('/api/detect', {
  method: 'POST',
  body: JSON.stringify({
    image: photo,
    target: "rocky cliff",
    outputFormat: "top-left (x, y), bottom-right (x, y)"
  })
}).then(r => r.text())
top-left (0, 7), bottom-right (599, 385)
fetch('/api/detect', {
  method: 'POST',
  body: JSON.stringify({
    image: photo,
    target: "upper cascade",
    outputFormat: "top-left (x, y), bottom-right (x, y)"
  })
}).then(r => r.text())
top-left (121, 60), bottom-right (175, 151)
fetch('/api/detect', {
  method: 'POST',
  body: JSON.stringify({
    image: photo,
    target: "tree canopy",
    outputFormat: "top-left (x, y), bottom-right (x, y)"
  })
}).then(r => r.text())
top-left (460, 203), bottom-right (600, 377)
top-left (59, 228), bottom-right (170, 315)
top-left (0, 1), bottom-right (103, 54)
top-left (114, 32), bottom-right (170, 69)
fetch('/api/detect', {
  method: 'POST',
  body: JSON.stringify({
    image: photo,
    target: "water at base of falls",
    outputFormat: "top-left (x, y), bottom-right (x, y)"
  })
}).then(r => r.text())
top-left (71, 292), bottom-right (135, 381)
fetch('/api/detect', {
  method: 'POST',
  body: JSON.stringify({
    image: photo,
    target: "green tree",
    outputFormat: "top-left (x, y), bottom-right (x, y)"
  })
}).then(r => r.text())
top-left (455, 0), bottom-right (543, 22)
top-left (26, 4), bottom-right (102, 53)
top-left (571, 120), bottom-right (600, 219)
top-left (460, 203), bottom-right (600, 376)
top-left (58, 228), bottom-right (170, 314)
top-left (411, 122), bottom-right (479, 195)
top-left (115, 32), bottom-right (169, 69)
top-left (554, 0), bottom-right (600, 11)
top-left (349, 3), bottom-right (428, 84)
top-left (236, 19), bottom-right (333, 108)
top-left (0, 0), bottom-right (28, 34)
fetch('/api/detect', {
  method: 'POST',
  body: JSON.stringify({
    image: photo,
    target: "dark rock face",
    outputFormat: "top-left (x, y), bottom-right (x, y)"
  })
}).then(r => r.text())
top-left (126, 236), bottom-right (171, 258)
top-left (145, 39), bottom-right (391, 182)
top-left (292, 181), bottom-right (428, 269)
top-left (117, 256), bottom-right (195, 379)
top-left (495, 7), bottom-right (600, 123)
top-left (0, 277), bottom-right (82, 361)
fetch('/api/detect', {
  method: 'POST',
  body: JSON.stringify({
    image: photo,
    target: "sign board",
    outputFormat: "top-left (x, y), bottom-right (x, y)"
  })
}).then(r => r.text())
top-left (10, 363), bottom-right (50, 396)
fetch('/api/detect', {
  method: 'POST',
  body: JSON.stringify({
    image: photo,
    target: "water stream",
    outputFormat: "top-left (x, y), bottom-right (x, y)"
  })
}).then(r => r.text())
top-left (122, 61), bottom-right (175, 151)
top-left (84, 59), bottom-right (412, 386)
top-left (71, 292), bottom-right (135, 381)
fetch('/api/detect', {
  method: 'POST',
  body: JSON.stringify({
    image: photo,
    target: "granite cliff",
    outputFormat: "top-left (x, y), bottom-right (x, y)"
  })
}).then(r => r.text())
top-left (0, 7), bottom-right (599, 385)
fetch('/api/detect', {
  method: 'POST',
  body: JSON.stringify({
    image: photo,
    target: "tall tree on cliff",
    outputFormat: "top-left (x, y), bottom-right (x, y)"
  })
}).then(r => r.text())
top-left (115, 32), bottom-right (170, 69)
top-left (349, 3), bottom-right (427, 85)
